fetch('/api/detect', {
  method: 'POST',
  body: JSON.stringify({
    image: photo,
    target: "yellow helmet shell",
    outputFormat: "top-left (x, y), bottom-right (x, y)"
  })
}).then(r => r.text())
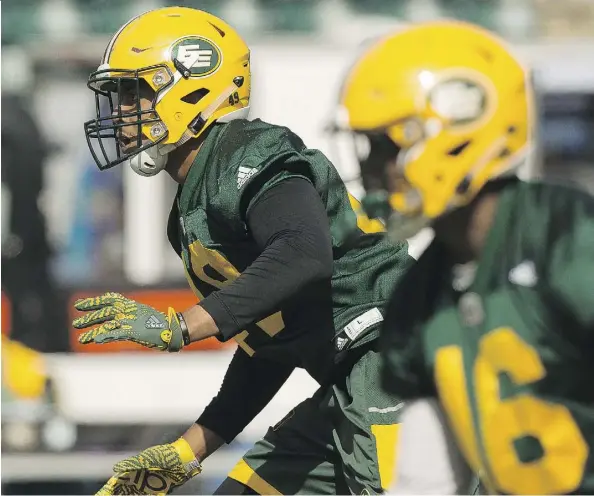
top-left (102, 7), bottom-right (250, 146)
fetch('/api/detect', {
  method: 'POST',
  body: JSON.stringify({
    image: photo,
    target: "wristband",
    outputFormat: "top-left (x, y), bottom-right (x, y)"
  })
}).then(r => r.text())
top-left (177, 312), bottom-right (191, 347)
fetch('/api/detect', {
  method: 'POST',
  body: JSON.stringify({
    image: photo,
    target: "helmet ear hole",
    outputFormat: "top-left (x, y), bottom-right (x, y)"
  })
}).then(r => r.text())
top-left (181, 88), bottom-right (210, 105)
top-left (448, 140), bottom-right (471, 157)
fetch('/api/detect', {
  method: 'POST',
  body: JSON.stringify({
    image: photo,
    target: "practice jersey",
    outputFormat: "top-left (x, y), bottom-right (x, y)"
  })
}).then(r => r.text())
top-left (381, 180), bottom-right (594, 494)
top-left (168, 119), bottom-right (412, 381)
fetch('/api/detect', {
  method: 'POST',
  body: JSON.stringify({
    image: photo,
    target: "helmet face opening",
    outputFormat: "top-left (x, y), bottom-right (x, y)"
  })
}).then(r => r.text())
top-left (354, 130), bottom-right (403, 194)
top-left (352, 127), bottom-right (428, 241)
top-left (328, 114), bottom-right (433, 241)
top-left (84, 65), bottom-right (173, 171)
top-left (328, 115), bottom-right (424, 212)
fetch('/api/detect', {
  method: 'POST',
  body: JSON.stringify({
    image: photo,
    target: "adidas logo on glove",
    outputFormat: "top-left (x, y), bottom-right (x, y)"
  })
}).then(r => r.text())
top-left (145, 315), bottom-right (166, 329)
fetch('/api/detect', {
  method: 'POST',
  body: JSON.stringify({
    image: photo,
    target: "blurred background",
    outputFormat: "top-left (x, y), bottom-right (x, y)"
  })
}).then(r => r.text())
top-left (2, 0), bottom-right (594, 494)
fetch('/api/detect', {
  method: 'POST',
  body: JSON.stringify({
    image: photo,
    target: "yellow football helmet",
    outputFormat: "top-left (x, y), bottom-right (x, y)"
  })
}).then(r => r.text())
top-left (333, 20), bottom-right (534, 240)
top-left (84, 7), bottom-right (250, 176)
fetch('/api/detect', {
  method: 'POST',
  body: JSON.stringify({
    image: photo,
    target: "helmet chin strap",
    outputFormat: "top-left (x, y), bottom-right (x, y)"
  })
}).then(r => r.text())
top-left (128, 145), bottom-right (169, 177)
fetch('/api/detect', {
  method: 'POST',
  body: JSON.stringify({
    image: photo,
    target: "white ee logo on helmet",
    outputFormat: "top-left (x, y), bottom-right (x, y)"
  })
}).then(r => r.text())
top-left (429, 79), bottom-right (487, 125)
top-left (172, 37), bottom-right (222, 77)
top-left (177, 45), bottom-right (212, 69)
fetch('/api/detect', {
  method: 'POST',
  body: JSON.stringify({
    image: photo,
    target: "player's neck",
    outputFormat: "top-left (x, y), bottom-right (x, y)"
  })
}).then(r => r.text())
top-left (165, 134), bottom-right (208, 184)
top-left (434, 192), bottom-right (500, 264)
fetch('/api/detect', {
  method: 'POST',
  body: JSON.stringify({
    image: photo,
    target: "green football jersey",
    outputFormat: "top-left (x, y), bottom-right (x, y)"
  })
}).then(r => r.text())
top-left (381, 180), bottom-right (594, 494)
top-left (167, 118), bottom-right (413, 381)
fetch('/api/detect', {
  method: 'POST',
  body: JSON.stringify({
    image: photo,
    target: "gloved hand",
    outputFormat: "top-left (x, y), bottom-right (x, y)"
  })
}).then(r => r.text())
top-left (72, 292), bottom-right (188, 351)
top-left (95, 438), bottom-right (202, 495)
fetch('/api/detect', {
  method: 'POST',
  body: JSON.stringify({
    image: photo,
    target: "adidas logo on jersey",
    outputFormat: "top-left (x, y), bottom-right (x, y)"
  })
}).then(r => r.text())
top-left (336, 337), bottom-right (348, 351)
top-left (237, 166), bottom-right (257, 189)
top-left (508, 260), bottom-right (538, 287)
top-left (145, 315), bottom-right (166, 329)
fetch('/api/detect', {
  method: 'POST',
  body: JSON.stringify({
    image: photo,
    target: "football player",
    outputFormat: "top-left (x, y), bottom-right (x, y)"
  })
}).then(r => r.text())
top-left (333, 20), bottom-right (594, 495)
top-left (72, 7), bottom-right (414, 495)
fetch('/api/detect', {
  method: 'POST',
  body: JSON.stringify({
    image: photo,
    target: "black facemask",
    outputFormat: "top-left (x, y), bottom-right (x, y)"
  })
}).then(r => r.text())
top-left (84, 66), bottom-right (172, 171)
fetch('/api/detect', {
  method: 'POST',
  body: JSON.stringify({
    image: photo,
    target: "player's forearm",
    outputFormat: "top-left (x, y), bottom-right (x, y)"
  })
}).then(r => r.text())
top-left (200, 240), bottom-right (331, 341)
top-left (181, 304), bottom-right (221, 343)
top-left (199, 177), bottom-right (333, 342)
top-left (178, 178), bottom-right (333, 344)
top-left (182, 422), bottom-right (225, 461)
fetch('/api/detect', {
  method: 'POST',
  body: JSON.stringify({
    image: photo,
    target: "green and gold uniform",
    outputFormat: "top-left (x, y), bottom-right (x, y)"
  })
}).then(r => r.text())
top-left (382, 180), bottom-right (594, 494)
top-left (167, 118), bottom-right (413, 494)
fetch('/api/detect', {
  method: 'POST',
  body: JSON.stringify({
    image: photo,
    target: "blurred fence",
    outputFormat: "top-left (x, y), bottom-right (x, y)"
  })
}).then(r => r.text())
top-left (4, 0), bottom-right (594, 44)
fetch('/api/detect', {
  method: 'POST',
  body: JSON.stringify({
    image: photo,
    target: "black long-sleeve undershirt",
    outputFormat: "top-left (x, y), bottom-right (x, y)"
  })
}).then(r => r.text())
top-left (199, 176), bottom-right (334, 341)
top-left (197, 348), bottom-right (295, 444)
top-left (196, 177), bottom-right (334, 443)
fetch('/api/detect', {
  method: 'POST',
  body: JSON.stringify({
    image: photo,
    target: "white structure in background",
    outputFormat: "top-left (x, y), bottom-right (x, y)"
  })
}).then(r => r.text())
top-left (123, 170), bottom-right (169, 285)
top-left (2, 352), bottom-right (320, 482)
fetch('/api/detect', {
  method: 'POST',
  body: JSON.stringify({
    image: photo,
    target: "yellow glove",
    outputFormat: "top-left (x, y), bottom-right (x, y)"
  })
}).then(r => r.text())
top-left (96, 438), bottom-right (202, 495)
